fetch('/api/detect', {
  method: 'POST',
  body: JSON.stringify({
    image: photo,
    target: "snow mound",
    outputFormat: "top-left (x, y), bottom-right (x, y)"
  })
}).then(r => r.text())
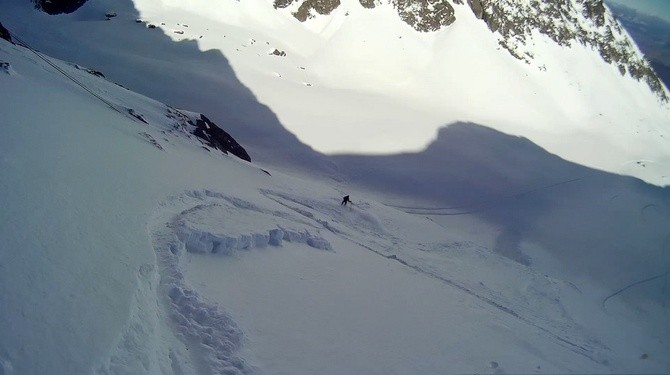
top-left (175, 190), bottom-right (333, 254)
top-left (151, 194), bottom-right (257, 375)
top-left (147, 189), bottom-right (339, 373)
top-left (176, 221), bottom-right (332, 253)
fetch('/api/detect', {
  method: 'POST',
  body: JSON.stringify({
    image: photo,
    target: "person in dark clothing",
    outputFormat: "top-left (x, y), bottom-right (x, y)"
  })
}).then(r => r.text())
top-left (341, 195), bottom-right (351, 206)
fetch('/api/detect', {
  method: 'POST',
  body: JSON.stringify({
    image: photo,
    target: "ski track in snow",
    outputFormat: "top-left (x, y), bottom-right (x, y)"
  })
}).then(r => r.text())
top-left (149, 190), bottom-right (336, 374)
top-left (150, 193), bottom-right (255, 375)
top-left (149, 188), bottom-right (610, 372)
top-left (258, 190), bottom-right (609, 364)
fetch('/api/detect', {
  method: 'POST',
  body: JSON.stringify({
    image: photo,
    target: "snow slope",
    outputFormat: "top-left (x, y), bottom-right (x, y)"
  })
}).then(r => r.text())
top-left (1, 0), bottom-right (669, 185)
top-left (1, 26), bottom-right (670, 374)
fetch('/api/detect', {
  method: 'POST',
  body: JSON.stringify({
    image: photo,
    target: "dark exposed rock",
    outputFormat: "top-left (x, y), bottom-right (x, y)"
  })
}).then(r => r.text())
top-left (166, 107), bottom-right (251, 162)
top-left (74, 64), bottom-right (105, 78)
top-left (274, 0), bottom-right (298, 8)
top-left (270, 49), bottom-right (287, 56)
top-left (465, 0), bottom-right (668, 101)
top-left (293, 0), bottom-right (341, 22)
top-left (1, 61), bottom-right (12, 75)
top-left (359, 0), bottom-right (377, 9)
top-left (581, 0), bottom-right (605, 27)
top-left (34, 0), bottom-right (88, 15)
top-left (266, 0), bottom-right (665, 100)
top-left (280, 0), bottom-right (456, 32)
top-left (617, 64), bottom-right (626, 76)
top-left (192, 115), bottom-right (251, 162)
top-left (0, 22), bottom-right (13, 44)
top-left (128, 109), bottom-right (148, 124)
top-left (394, 0), bottom-right (456, 32)
top-left (468, 0), bottom-right (484, 19)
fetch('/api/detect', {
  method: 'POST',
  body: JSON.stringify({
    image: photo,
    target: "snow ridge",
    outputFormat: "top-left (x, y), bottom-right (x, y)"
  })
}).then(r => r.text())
top-left (175, 190), bottom-right (333, 254)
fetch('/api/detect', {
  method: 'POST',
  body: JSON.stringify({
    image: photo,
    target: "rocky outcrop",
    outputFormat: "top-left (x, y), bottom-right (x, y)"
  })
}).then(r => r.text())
top-left (274, 0), bottom-right (297, 8)
top-left (466, 0), bottom-right (668, 101)
top-left (359, 0), bottom-right (377, 9)
top-left (275, 0), bottom-right (456, 31)
top-left (394, 0), bottom-right (455, 32)
top-left (273, 0), bottom-right (342, 21)
top-left (581, 0), bottom-right (606, 27)
top-left (270, 48), bottom-right (287, 56)
top-left (0, 22), bottom-right (13, 44)
top-left (294, 0), bottom-right (342, 22)
top-left (33, 0), bottom-right (88, 15)
top-left (192, 115), bottom-right (251, 162)
top-left (272, 0), bottom-right (665, 100)
top-left (74, 64), bottom-right (105, 78)
top-left (166, 108), bottom-right (252, 162)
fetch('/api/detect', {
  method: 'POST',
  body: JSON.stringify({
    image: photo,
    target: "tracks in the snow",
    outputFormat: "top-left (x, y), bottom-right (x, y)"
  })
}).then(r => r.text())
top-left (261, 190), bottom-right (608, 365)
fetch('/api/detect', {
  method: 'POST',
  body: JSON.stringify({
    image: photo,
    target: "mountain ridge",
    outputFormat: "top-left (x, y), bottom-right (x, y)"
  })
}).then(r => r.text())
top-left (30, 0), bottom-right (668, 100)
top-left (271, 0), bottom-right (668, 100)
top-left (9, 0), bottom-right (669, 187)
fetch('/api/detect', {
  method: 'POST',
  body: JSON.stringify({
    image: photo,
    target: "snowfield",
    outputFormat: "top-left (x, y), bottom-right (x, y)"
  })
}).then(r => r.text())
top-left (0, 0), bottom-right (669, 374)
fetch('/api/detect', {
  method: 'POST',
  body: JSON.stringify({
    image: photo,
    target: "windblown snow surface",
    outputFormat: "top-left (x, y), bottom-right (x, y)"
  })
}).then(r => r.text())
top-left (1, 0), bottom-right (669, 374)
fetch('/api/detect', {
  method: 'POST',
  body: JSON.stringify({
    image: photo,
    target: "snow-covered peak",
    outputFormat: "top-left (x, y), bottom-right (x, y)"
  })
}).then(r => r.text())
top-left (260, 0), bottom-right (670, 100)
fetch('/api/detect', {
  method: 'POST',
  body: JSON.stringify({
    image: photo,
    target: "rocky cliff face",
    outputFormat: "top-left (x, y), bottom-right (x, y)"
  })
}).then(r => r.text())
top-left (393, 0), bottom-right (456, 31)
top-left (274, 0), bottom-right (456, 30)
top-left (33, 0), bottom-right (87, 15)
top-left (466, 0), bottom-right (667, 101)
top-left (0, 22), bottom-right (13, 44)
top-left (274, 0), bottom-right (667, 101)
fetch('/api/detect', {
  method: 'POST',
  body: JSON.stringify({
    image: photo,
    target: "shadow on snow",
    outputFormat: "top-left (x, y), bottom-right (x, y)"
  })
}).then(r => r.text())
top-left (333, 122), bottom-right (670, 307)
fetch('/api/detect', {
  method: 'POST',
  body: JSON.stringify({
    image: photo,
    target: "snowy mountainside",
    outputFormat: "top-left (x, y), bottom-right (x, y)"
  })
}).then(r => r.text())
top-left (1, 17), bottom-right (670, 375)
top-left (0, 32), bottom-right (262, 375)
top-left (125, 0), bottom-right (670, 185)
top-left (2, 0), bottom-right (669, 186)
top-left (272, 0), bottom-right (667, 99)
top-left (467, 0), bottom-right (667, 100)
